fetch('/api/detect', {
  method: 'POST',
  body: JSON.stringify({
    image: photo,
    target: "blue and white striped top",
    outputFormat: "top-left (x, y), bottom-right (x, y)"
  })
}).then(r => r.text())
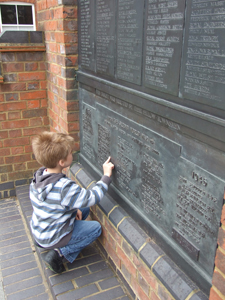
top-left (30, 167), bottom-right (111, 248)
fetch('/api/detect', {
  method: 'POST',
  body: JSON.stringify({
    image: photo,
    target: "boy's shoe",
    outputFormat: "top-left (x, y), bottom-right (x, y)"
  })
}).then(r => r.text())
top-left (44, 250), bottom-right (65, 274)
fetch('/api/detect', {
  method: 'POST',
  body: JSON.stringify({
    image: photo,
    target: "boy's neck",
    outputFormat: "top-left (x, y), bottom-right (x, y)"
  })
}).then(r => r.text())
top-left (46, 166), bottom-right (63, 174)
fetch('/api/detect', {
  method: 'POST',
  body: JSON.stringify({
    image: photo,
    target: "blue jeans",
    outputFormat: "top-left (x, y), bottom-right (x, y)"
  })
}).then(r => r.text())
top-left (60, 207), bottom-right (102, 263)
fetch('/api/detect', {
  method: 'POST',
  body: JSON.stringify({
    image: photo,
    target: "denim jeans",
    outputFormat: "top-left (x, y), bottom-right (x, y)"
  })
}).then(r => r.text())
top-left (60, 207), bottom-right (102, 263)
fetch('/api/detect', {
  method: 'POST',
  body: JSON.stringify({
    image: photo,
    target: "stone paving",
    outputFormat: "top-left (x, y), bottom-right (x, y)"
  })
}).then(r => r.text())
top-left (0, 185), bottom-right (131, 300)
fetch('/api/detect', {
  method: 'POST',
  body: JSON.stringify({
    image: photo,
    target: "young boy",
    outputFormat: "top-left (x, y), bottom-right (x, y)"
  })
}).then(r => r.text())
top-left (30, 131), bottom-right (114, 273)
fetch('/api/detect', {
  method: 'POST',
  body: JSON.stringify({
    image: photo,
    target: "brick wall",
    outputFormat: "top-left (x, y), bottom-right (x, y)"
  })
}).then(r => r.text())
top-left (209, 194), bottom-right (225, 300)
top-left (36, 0), bottom-right (79, 150)
top-left (0, 47), bottom-right (49, 198)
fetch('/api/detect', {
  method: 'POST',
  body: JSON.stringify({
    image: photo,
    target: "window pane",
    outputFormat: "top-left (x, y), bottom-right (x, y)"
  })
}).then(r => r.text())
top-left (1, 5), bottom-right (17, 24)
top-left (18, 6), bottom-right (33, 25)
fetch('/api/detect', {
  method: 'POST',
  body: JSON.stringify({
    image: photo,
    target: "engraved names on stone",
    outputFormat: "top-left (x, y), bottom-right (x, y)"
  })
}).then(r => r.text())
top-left (144, 0), bottom-right (185, 95)
top-left (174, 169), bottom-right (219, 253)
top-left (96, 0), bottom-right (116, 75)
top-left (82, 106), bottom-right (95, 161)
top-left (98, 124), bottom-right (111, 165)
top-left (141, 153), bottom-right (165, 219)
top-left (80, 0), bottom-right (95, 71)
top-left (181, 0), bottom-right (225, 108)
top-left (117, 0), bottom-right (144, 84)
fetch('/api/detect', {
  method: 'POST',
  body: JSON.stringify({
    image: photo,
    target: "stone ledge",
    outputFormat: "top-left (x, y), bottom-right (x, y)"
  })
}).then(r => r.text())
top-left (71, 162), bottom-right (208, 300)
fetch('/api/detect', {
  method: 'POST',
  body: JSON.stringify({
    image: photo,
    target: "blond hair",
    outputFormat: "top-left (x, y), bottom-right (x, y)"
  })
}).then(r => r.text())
top-left (32, 131), bottom-right (74, 168)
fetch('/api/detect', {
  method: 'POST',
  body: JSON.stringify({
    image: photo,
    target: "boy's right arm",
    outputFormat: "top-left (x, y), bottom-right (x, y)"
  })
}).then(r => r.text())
top-left (61, 157), bottom-right (114, 209)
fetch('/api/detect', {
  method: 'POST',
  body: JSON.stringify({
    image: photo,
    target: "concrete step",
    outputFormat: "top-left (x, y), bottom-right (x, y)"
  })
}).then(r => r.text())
top-left (14, 184), bottom-right (132, 300)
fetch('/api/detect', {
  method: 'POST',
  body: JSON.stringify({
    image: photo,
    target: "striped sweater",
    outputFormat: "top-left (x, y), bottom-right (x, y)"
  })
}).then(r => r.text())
top-left (30, 167), bottom-right (111, 248)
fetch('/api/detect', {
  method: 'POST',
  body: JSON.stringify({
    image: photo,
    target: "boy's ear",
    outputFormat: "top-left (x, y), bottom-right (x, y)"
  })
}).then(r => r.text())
top-left (58, 159), bottom-right (65, 167)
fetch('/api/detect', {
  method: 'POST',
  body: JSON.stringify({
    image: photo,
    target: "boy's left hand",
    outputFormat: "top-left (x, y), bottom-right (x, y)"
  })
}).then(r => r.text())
top-left (76, 209), bottom-right (82, 220)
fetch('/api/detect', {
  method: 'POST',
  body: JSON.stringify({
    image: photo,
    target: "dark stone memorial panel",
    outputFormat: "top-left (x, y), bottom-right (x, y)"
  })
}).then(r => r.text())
top-left (77, 0), bottom-right (225, 295)
top-left (116, 0), bottom-right (145, 85)
top-left (180, 0), bottom-right (225, 109)
top-left (144, 0), bottom-right (186, 95)
top-left (96, 0), bottom-right (116, 76)
top-left (79, 0), bottom-right (95, 71)
top-left (80, 88), bottom-right (225, 283)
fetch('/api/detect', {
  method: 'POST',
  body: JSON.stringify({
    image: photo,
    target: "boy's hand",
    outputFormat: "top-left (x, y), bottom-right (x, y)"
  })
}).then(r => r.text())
top-left (103, 156), bottom-right (114, 177)
top-left (76, 209), bottom-right (82, 220)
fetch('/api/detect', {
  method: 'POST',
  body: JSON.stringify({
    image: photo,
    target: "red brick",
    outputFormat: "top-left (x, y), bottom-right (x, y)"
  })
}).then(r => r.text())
top-left (9, 129), bottom-right (22, 138)
top-left (0, 165), bottom-right (13, 173)
top-left (104, 239), bottom-right (121, 268)
top-left (41, 98), bottom-right (48, 107)
top-left (68, 122), bottom-right (80, 131)
top-left (20, 91), bottom-right (47, 100)
top-left (0, 148), bottom-right (10, 156)
top-left (23, 108), bottom-right (47, 119)
top-left (4, 137), bottom-right (29, 147)
top-left (212, 269), bottom-right (225, 295)
top-left (23, 127), bottom-right (46, 136)
top-left (138, 273), bottom-right (150, 296)
top-left (14, 163), bottom-right (26, 171)
top-left (221, 205), bottom-right (225, 226)
top-left (0, 131), bottom-right (8, 139)
top-left (46, 0), bottom-right (57, 9)
top-left (0, 102), bottom-right (26, 112)
top-left (209, 287), bottom-right (224, 300)
top-left (5, 154), bottom-right (31, 164)
top-left (27, 160), bottom-right (41, 169)
top-left (25, 145), bottom-right (33, 153)
top-left (105, 218), bottom-right (122, 245)
top-left (63, 20), bottom-right (77, 31)
top-left (40, 81), bottom-right (47, 90)
top-left (117, 246), bottom-right (137, 277)
top-left (0, 83), bottom-right (26, 92)
top-left (131, 276), bottom-right (150, 300)
top-left (19, 72), bottom-right (46, 81)
top-left (3, 62), bottom-right (24, 72)
top-left (25, 62), bottom-right (38, 71)
top-left (218, 227), bottom-right (225, 250)
top-left (27, 100), bottom-right (40, 109)
top-left (8, 112), bottom-right (21, 120)
top-left (150, 291), bottom-right (161, 300)
top-left (2, 120), bottom-right (29, 130)
top-left (30, 117), bottom-right (44, 126)
top-left (0, 94), bottom-right (4, 101)
top-left (11, 147), bottom-right (24, 155)
top-left (8, 170), bottom-right (33, 180)
top-left (215, 249), bottom-right (225, 274)
top-left (0, 113), bottom-right (6, 121)
top-left (133, 254), bottom-right (157, 290)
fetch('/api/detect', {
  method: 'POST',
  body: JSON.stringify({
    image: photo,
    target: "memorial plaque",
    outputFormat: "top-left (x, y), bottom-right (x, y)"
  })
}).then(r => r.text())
top-left (77, 0), bottom-right (225, 294)
top-left (144, 0), bottom-right (186, 95)
top-left (79, 0), bottom-right (95, 71)
top-left (80, 89), bottom-right (225, 280)
top-left (116, 0), bottom-right (144, 85)
top-left (96, 0), bottom-right (116, 76)
top-left (180, 0), bottom-right (225, 109)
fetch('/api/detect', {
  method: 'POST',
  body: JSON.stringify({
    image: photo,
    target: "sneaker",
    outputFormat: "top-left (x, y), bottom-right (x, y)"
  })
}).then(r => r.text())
top-left (44, 250), bottom-right (65, 274)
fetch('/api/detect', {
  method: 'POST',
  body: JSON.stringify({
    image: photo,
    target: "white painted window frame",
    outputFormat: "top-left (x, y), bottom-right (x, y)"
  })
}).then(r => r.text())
top-left (0, 2), bottom-right (36, 34)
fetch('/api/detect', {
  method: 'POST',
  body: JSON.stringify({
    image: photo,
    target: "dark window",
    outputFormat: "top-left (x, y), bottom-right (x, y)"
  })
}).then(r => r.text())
top-left (18, 5), bottom-right (33, 25)
top-left (1, 5), bottom-right (17, 24)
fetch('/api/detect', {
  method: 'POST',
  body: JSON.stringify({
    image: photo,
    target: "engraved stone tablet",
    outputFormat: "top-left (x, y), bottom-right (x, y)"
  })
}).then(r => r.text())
top-left (180, 0), bottom-right (225, 109)
top-left (116, 0), bottom-right (145, 85)
top-left (96, 0), bottom-right (116, 76)
top-left (79, 88), bottom-right (225, 291)
top-left (144, 0), bottom-right (186, 95)
top-left (79, 0), bottom-right (96, 71)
